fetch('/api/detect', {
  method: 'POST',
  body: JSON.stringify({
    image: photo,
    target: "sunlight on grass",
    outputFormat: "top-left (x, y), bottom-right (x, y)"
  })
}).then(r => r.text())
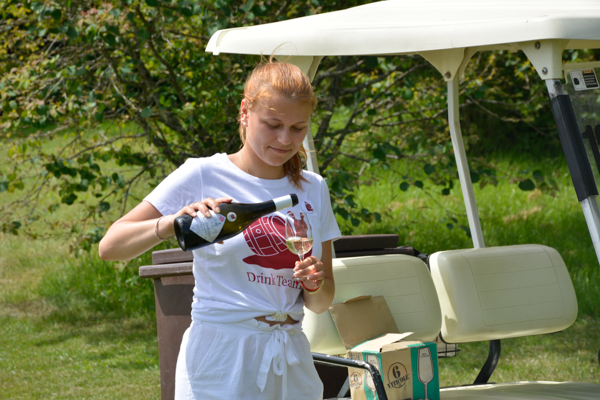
top-left (0, 233), bottom-right (161, 399)
top-left (0, 316), bottom-right (160, 399)
top-left (0, 235), bottom-right (68, 307)
top-left (438, 318), bottom-right (600, 387)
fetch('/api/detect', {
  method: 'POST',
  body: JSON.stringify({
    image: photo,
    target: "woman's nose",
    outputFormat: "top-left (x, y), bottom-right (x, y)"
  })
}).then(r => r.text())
top-left (277, 129), bottom-right (292, 145)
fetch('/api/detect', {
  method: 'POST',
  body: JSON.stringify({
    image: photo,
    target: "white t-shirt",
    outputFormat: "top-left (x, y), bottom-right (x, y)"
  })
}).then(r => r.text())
top-left (145, 153), bottom-right (341, 324)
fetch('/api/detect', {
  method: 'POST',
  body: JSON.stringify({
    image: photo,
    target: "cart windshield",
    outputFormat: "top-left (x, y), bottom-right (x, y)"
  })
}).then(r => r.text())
top-left (565, 66), bottom-right (600, 186)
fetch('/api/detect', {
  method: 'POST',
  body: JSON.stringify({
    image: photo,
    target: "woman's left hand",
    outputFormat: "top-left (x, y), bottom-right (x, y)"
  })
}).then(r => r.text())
top-left (293, 256), bottom-right (324, 290)
top-left (300, 241), bottom-right (334, 314)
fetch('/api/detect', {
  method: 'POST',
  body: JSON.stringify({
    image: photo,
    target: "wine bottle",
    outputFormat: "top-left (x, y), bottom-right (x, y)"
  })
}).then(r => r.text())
top-left (173, 194), bottom-right (298, 251)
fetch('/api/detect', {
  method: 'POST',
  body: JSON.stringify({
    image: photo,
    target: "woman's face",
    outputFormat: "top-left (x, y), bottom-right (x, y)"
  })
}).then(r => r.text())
top-left (240, 93), bottom-right (312, 170)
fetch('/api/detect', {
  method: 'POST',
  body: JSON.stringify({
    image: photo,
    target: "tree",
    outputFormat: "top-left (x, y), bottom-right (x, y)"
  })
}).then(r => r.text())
top-left (1, 0), bottom-right (362, 247)
top-left (1, 0), bottom-right (592, 247)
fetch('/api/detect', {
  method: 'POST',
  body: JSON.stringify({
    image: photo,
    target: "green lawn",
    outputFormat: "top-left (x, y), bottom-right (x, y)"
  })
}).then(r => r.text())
top-left (439, 318), bottom-right (600, 386)
top-left (2, 150), bottom-right (600, 398)
top-left (1, 233), bottom-right (598, 399)
top-left (0, 235), bottom-right (160, 399)
top-left (0, 316), bottom-right (160, 399)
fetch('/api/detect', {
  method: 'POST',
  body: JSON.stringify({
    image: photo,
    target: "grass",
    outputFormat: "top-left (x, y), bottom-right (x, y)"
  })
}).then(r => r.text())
top-left (439, 317), bottom-right (600, 386)
top-left (0, 122), bottom-right (166, 399)
top-left (1, 145), bottom-right (600, 397)
top-left (0, 234), bottom-right (162, 399)
top-left (0, 316), bottom-right (160, 399)
top-left (338, 154), bottom-right (600, 315)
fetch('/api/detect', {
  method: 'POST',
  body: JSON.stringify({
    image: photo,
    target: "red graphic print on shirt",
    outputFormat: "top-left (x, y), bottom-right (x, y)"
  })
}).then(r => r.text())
top-left (304, 201), bottom-right (314, 212)
top-left (242, 215), bottom-right (312, 270)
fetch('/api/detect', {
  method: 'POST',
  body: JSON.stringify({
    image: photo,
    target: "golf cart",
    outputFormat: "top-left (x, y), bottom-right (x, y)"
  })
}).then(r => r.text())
top-left (202, 1), bottom-right (600, 399)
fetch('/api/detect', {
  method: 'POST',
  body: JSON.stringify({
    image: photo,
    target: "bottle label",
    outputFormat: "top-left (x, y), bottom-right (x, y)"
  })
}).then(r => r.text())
top-left (190, 210), bottom-right (226, 242)
top-left (227, 212), bottom-right (237, 222)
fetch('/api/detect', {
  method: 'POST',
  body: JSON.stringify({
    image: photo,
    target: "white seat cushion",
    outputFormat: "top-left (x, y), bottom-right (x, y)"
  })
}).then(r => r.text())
top-left (304, 254), bottom-right (442, 354)
top-left (440, 381), bottom-right (600, 399)
top-left (429, 245), bottom-right (578, 343)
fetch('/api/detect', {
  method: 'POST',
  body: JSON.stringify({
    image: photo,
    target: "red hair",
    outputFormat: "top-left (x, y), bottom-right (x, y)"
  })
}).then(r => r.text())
top-left (239, 58), bottom-right (317, 188)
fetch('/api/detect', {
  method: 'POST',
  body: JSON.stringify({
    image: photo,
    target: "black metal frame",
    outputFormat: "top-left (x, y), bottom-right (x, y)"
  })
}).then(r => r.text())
top-left (312, 352), bottom-right (388, 400)
top-left (547, 79), bottom-right (598, 202)
top-left (546, 78), bottom-right (600, 367)
top-left (473, 339), bottom-right (501, 384)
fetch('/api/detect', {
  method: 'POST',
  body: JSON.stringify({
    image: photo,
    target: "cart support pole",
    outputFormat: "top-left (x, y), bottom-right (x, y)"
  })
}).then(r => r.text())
top-left (448, 77), bottom-right (485, 248)
top-left (546, 79), bottom-right (600, 266)
top-left (284, 55), bottom-right (323, 175)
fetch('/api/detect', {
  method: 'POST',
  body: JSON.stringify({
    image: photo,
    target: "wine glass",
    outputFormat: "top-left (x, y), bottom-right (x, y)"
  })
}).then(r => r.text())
top-left (284, 210), bottom-right (313, 281)
top-left (417, 347), bottom-right (434, 400)
top-left (365, 354), bottom-right (380, 399)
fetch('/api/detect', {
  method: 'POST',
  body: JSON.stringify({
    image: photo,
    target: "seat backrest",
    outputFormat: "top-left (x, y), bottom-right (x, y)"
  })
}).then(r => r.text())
top-left (304, 254), bottom-right (442, 355)
top-left (429, 244), bottom-right (578, 343)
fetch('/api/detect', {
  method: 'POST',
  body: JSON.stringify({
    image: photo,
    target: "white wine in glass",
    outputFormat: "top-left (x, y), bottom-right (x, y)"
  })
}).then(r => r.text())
top-left (284, 210), bottom-right (313, 281)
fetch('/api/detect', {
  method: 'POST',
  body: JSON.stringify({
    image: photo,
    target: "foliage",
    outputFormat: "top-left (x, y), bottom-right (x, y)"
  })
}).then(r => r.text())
top-left (311, 49), bottom-right (576, 232)
top-left (0, 0), bottom-right (376, 245)
top-left (1, 0), bottom-right (599, 245)
top-left (0, 0), bottom-right (346, 245)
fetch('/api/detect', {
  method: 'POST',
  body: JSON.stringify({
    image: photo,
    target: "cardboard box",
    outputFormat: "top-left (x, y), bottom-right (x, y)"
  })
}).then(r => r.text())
top-left (329, 296), bottom-right (440, 400)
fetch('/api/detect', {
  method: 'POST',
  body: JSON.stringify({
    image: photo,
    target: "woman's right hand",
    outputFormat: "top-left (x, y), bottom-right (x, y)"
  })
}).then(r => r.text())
top-left (99, 197), bottom-right (233, 261)
top-left (174, 197), bottom-right (233, 219)
top-left (172, 197), bottom-right (233, 245)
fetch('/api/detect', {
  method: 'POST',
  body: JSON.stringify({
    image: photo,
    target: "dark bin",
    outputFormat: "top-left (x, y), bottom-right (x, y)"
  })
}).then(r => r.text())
top-left (140, 234), bottom-right (423, 400)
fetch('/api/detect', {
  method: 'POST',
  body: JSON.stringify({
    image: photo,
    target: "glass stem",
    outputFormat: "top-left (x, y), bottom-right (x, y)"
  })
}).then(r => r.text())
top-left (297, 255), bottom-right (304, 281)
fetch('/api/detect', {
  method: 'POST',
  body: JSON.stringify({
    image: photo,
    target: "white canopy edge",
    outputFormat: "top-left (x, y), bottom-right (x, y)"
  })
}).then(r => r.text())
top-left (206, 1), bottom-right (600, 58)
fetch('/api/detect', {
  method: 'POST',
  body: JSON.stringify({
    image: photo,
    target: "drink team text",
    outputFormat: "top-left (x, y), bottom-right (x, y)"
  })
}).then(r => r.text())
top-left (246, 272), bottom-right (302, 289)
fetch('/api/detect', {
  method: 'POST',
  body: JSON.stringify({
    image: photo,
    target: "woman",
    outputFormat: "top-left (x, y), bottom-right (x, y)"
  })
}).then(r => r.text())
top-left (99, 59), bottom-right (341, 400)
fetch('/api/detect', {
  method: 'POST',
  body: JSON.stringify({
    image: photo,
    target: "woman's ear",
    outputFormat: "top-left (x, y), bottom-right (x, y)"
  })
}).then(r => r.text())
top-left (240, 99), bottom-right (249, 127)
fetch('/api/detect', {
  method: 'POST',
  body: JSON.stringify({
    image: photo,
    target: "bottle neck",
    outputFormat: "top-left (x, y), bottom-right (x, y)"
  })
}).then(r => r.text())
top-left (273, 194), bottom-right (296, 211)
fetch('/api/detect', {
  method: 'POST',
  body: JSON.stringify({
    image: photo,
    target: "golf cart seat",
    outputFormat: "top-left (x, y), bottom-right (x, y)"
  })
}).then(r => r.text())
top-left (440, 382), bottom-right (600, 400)
top-left (428, 244), bottom-right (600, 399)
top-left (305, 253), bottom-right (443, 398)
top-left (304, 254), bottom-right (443, 356)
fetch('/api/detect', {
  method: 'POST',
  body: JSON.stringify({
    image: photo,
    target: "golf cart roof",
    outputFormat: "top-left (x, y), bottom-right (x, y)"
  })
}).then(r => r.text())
top-left (206, 0), bottom-right (600, 57)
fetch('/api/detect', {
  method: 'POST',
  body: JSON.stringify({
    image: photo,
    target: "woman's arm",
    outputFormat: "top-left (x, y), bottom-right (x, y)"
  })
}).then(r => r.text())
top-left (99, 201), bottom-right (165, 261)
top-left (98, 198), bottom-right (231, 261)
top-left (296, 240), bottom-right (335, 314)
